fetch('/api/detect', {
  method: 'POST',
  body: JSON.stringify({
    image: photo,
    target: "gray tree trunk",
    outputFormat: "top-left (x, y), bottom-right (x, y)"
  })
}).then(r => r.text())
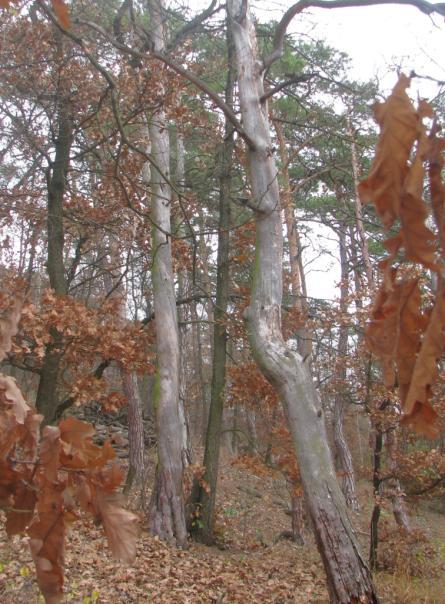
top-left (227, 2), bottom-right (378, 601)
top-left (147, 0), bottom-right (187, 548)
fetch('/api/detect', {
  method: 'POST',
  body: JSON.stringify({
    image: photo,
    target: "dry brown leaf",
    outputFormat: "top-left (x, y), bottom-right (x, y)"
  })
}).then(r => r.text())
top-left (27, 426), bottom-right (65, 603)
top-left (0, 374), bottom-right (30, 424)
top-left (429, 124), bottom-right (445, 247)
top-left (6, 483), bottom-right (37, 537)
top-left (52, 0), bottom-right (70, 28)
top-left (95, 490), bottom-right (139, 563)
top-left (359, 74), bottom-right (419, 229)
top-left (402, 278), bottom-right (445, 430)
top-left (400, 116), bottom-right (437, 269)
top-left (60, 416), bottom-right (115, 469)
top-left (0, 298), bottom-right (22, 362)
top-left (28, 483), bottom-right (65, 604)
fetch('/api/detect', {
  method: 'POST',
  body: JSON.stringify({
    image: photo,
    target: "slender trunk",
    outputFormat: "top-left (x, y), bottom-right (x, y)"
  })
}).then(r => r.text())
top-left (385, 428), bottom-right (410, 531)
top-left (347, 113), bottom-right (373, 287)
top-left (227, 3), bottom-right (377, 601)
top-left (275, 120), bottom-right (311, 358)
top-left (189, 26), bottom-right (235, 543)
top-left (290, 490), bottom-right (306, 545)
top-left (147, 0), bottom-right (187, 548)
top-left (175, 132), bottom-right (193, 467)
top-left (333, 225), bottom-right (360, 511)
top-left (122, 371), bottom-right (145, 495)
top-left (102, 237), bottom-right (146, 496)
top-left (36, 96), bottom-right (72, 425)
top-left (369, 419), bottom-right (384, 570)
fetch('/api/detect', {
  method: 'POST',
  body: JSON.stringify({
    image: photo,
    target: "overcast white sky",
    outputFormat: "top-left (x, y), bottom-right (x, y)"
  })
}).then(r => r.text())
top-left (252, 1), bottom-right (445, 97)
top-left (249, 1), bottom-right (445, 299)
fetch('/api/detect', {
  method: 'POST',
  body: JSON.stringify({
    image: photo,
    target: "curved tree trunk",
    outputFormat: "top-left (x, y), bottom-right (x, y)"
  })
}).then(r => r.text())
top-left (227, 2), bottom-right (378, 601)
top-left (147, 0), bottom-right (187, 549)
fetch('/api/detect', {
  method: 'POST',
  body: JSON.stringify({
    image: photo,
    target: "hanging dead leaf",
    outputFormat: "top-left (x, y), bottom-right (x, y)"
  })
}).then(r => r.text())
top-left (52, 0), bottom-right (70, 28)
top-left (358, 74), bottom-right (419, 229)
top-left (0, 298), bottom-right (22, 362)
top-left (59, 416), bottom-right (115, 468)
top-left (95, 490), bottom-right (139, 563)
top-left (0, 374), bottom-right (30, 424)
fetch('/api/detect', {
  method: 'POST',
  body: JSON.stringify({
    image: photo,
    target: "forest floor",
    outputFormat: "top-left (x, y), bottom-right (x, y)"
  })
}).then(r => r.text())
top-left (1, 451), bottom-right (445, 603)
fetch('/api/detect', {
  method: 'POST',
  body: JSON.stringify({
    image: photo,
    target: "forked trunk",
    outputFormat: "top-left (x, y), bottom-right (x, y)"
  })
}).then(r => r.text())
top-left (227, 2), bottom-right (377, 601)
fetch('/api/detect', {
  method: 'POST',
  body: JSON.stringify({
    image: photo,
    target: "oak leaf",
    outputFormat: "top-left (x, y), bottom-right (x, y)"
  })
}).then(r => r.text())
top-left (359, 74), bottom-right (419, 229)
top-left (95, 490), bottom-right (139, 563)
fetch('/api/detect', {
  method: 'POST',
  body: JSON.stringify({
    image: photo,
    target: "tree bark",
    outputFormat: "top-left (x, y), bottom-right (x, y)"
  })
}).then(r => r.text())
top-left (385, 428), bottom-right (410, 531)
top-left (333, 224), bottom-right (360, 511)
top-left (189, 23), bottom-right (235, 543)
top-left (36, 90), bottom-right (72, 425)
top-left (122, 371), bottom-right (145, 495)
top-left (227, 2), bottom-right (378, 601)
top-left (147, 0), bottom-right (187, 549)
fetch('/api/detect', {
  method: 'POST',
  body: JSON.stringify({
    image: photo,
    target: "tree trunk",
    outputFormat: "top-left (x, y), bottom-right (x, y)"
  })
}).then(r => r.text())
top-left (227, 3), bottom-right (378, 601)
top-left (122, 371), bottom-right (145, 496)
top-left (36, 91), bottom-right (72, 425)
top-left (333, 224), bottom-right (360, 511)
top-left (290, 490), bottom-right (306, 545)
top-left (275, 120), bottom-right (311, 358)
top-left (147, 0), bottom-right (187, 549)
top-left (369, 416), bottom-right (384, 570)
top-left (189, 25), bottom-right (235, 543)
top-left (385, 428), bottom-right (410, 531)
top-left (347, 112), bottom-right (373, 287)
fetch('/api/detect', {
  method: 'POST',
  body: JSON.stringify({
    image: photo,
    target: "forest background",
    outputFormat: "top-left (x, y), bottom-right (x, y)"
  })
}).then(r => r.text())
top-left (1, 1), bottom-right (445, 603)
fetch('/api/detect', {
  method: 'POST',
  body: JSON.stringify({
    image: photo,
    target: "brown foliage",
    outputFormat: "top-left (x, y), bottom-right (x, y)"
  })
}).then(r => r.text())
top-left (0, 1), bottom-right (70, 28)
top-left (0, 303), bottom-right (139, 603)
top-left (360, 74), bottom-right (445, 438)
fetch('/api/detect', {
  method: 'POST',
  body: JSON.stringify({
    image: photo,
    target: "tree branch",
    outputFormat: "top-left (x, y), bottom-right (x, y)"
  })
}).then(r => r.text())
top-left (263, 0), bottom-right (445, 71)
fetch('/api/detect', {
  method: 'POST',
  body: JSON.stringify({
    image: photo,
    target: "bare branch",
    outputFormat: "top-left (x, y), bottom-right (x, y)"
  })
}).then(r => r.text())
top-left (263, 0), bottom-right (445, 71)
top-left (168, 0), bottom-right (221, 50)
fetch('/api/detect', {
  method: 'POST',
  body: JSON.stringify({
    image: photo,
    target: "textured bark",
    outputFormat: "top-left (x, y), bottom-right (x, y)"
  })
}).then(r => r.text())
top-left (290, 491), bottom-right (306, 545)
top-left (122, 371), bottom-right (145, 495)
top-left (333, 225), bottom-right (360, 511)
top-left (385, 429), bottom-right (410, 531)
top-left (227, 2), bottom-right (378, 601)
top-left (36, 93), bottom-right (72, 425)
top-left (147, 0), bottom-right (187, 549)
top-left (369, 420), bottom-right (384, 570)
top-left (190, 26), bottom-right (235, 543)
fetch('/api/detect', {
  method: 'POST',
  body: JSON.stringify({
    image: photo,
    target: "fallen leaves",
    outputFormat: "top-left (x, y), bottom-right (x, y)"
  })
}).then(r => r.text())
top-left (0, 304), bottom-right (139, 603)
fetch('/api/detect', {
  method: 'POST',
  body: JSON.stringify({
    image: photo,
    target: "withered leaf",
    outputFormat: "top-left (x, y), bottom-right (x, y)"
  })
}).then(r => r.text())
top-left (95, 490), bottom-right (139, 563)
top-left (359, 74), bottom-right (419, 229)
top-left (0, 298), bottom-right (22, 362)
